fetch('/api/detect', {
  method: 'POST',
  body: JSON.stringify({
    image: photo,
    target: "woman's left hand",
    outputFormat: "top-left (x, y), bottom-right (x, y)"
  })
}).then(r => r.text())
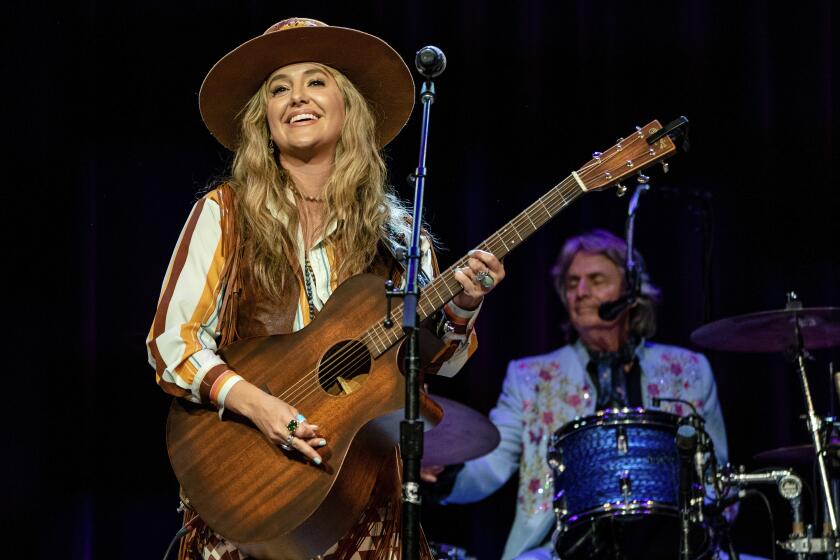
top-left (453, 249), bottom-right (505, 310)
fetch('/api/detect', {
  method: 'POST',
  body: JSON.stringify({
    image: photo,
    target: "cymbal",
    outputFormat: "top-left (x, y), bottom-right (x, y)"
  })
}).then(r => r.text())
top-left (754, 444), bottom-right (816, 465)
top-left (690, 307), bottom-right (840, 352)
top-left (753, 444), bottom-right (840, 466)
top-left (422, 395), bottom-right (500, 467)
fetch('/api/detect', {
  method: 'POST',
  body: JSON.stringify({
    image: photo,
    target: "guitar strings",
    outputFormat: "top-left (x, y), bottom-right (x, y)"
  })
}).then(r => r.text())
top-left (277, 152), bottom-right (653, 407)
top-left (275, 177), bottom-right (586, 408)
top-left (276, 142), bottom-right (659, 410)
top-left (280, 169), bottom-right (604, 408)
top-left (274, 179), bottom-right (583, 409)
top-left (274, 130), bottom-right (661, 408)
top-left (277, 176), bottom-right (584, 406)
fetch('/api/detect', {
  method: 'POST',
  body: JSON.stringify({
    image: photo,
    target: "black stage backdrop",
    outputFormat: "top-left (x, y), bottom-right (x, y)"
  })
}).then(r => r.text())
top-left (6, 1), bottom-right (838, 558)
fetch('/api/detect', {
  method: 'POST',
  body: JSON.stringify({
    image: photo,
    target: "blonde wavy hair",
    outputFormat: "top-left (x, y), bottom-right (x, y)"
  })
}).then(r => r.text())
top-left (227, 64), bottom-right (413, 300)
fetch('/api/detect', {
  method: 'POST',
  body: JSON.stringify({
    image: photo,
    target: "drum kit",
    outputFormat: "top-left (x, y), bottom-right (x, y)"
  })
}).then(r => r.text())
top-left (426, 296), bottom-right (840, 559)
top-left (548, 296), bottom-right (840, 560)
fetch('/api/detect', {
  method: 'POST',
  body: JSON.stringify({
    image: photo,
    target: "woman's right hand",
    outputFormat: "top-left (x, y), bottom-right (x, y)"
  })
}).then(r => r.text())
top-left (224, 380), bottom-right (326, 465)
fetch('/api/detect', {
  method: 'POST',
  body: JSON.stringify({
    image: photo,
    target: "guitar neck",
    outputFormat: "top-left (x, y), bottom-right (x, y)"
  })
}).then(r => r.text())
top-left (364, 174), bottom-right (585, 356)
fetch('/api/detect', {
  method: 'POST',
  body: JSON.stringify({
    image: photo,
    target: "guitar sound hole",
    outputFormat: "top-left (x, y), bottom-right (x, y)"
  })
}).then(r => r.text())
top-left (318, 340), bottom-right (372, 396)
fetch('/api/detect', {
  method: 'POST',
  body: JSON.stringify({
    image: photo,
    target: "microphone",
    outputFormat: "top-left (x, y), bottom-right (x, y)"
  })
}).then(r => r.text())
top-left (415, 46), bottom-right (447, 78)
top-left (677, 424), bottom-right (698, 492)
top-left (597, 294), bottom-right (634, 321)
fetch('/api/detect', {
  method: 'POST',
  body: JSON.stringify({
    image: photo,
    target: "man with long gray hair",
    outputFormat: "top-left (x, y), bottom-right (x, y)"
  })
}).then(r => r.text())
top-left (428, 229), bottom-right (728, 560)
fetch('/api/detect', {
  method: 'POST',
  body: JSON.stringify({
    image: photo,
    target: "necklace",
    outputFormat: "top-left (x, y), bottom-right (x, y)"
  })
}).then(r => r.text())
top-left (291, 184), bottom-right (325, 203)
top-left (303, 254), bottom-right (318, 321)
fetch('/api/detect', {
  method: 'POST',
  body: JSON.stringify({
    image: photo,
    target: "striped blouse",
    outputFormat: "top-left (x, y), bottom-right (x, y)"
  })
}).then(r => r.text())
top-left (147, 189), bottom-right (480, 410)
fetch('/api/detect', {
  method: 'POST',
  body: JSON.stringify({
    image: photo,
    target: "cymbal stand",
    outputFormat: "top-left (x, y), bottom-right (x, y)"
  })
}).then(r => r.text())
top-left (787, 295), bottom-right (840, 553)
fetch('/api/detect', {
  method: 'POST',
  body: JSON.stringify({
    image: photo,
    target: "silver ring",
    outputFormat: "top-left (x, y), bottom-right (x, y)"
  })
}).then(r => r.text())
top-left (475, 270), bottom-right (494, 289)
top-left (279, 441), bottom-right (293, 451)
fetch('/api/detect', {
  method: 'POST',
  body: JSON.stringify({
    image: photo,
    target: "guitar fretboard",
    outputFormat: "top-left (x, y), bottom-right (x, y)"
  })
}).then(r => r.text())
top-left (363, 174), bottom-right (585, 356)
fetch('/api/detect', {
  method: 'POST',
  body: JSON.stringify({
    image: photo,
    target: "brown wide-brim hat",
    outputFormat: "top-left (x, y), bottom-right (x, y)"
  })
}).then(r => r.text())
top-left (199, 18), bottom-right (415, 151)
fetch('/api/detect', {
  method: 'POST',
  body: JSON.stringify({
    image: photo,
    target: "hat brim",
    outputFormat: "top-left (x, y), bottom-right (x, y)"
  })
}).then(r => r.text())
top-left (199, 26), bottom-right (415, 151)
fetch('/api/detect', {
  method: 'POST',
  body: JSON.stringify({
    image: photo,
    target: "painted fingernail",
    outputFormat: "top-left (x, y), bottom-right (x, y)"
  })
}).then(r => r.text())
top-left (313, 456), bottom-right (322, 465)
top-left (317, 439), bottom-right (327, 447)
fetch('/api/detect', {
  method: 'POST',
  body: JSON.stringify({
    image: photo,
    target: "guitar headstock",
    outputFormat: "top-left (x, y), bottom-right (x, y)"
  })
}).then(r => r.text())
top-left (574, 120), bottom-right (678, 192)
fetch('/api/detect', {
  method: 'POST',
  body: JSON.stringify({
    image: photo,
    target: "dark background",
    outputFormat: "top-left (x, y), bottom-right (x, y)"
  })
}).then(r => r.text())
top-left (6, 0), bottom-right (838, 558)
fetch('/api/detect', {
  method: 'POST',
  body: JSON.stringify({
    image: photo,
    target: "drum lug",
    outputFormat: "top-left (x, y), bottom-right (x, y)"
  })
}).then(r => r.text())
top-left (547, 438), bottom-right (565, 472)
top-left (616, 426), bottom-right (628, 454)
top-left (618, 470), bottom-right (632, 506)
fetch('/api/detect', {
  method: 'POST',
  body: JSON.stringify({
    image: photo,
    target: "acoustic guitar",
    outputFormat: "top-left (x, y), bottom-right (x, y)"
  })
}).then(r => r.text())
top-left (166, 120), bottom-right (680, 559)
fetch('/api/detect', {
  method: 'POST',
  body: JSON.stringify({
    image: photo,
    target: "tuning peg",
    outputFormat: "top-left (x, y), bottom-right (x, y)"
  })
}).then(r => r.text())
top-left (637, 173), bottom-right (649, 184)
top-left (592, 151), bottom-right (602, 162)
top-left (616, 183), bottom-right (627, 197)
top-left (615, 138), bottom-right (624, 151)
top-left (661, 161), bottom-right (670, 174)
top-left (636, 126), bottom-right (644, 138)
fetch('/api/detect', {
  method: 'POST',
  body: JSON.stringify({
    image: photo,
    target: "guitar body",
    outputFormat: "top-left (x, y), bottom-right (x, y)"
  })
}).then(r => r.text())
top-left (165, 118), bottom-right (680, 558)
top-left (166, 274), bottom-right (443, 559)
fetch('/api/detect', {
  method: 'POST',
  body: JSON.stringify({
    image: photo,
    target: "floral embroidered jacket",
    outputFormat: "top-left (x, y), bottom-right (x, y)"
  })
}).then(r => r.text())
top-left (444, 340), bottom-right (728, 560)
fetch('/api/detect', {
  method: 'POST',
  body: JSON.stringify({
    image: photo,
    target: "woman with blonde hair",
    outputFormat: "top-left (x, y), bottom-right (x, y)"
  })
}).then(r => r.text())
top-left (147, 17), bottom-right (504, 559)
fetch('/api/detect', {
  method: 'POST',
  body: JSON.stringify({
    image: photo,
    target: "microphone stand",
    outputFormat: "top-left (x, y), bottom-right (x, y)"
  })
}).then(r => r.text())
top-left (387, 46), bottom-right (446, 560)
top-left (597, 176), bottom-right (649, 321)
top-left (623, 178), bottom-right (650, 304)
top-left (676, 423), bottom-right (699, 560)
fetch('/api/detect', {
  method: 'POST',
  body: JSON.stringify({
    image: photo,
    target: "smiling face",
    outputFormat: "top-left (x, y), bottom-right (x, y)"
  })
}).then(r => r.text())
top-left (265, 62), bottom-right (346, 161)
top-left (563, 252), bottom-right (626, 333)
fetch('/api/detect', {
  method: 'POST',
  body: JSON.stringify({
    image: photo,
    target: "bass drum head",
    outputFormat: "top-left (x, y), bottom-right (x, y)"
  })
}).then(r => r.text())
top-left (555, 514), bottom-right (712, 560)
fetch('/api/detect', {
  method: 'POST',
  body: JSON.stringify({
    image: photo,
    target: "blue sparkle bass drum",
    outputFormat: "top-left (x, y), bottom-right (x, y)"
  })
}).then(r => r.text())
top-left (547, 408), bottom-right (711, 559)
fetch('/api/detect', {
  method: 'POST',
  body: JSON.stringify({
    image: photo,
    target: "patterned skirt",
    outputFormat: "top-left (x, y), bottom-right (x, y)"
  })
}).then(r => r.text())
top-left (177, 449), bottom-right (435, 560)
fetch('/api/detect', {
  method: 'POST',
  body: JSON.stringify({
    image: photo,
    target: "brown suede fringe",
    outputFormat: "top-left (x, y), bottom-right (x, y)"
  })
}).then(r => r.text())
top-left (325, 447), bottom-right (435, 560)
top-left (217, 184), bottom-right (243, 347)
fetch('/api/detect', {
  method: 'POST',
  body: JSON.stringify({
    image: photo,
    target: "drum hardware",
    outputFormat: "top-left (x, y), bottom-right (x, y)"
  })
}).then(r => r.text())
top-left (779, 536), bottom-right (839, 557)
top-left (619, 470), bottom-right (633, 506)
top-left (617, 426), bottom-right (629, 454)
top-left (678, 423), bottom-right (701, 560)
top-left (691, 294), bottom-right (840, 558)
top-left (790, 320), bottom-right (840, 543)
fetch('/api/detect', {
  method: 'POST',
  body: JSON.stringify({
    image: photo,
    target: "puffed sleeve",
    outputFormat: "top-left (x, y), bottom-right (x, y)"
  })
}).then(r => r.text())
top-left (418, 236), bottom-right (481, 378)
top-left (146, 190), bottom-right (243, 411)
